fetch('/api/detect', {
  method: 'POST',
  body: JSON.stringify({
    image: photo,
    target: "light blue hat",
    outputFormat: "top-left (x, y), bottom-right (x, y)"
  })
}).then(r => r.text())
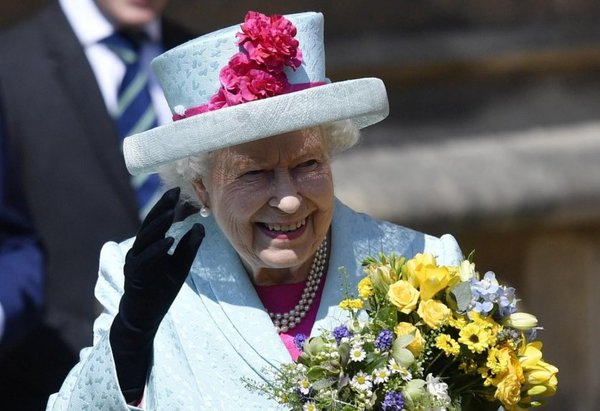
top-left (123, 11), bottom-right (388, 175)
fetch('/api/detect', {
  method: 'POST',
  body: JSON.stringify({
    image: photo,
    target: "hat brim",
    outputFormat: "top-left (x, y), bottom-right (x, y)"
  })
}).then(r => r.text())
top-left (123, 77), bottom-right (388, 175)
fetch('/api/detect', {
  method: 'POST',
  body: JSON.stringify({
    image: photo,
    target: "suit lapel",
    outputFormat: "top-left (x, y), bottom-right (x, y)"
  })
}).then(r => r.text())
top-left (41, 3), bottom-right (139, 221)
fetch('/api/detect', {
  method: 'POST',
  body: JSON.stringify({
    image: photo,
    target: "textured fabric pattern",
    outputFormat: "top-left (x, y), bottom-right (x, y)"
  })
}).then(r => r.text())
top-left (47, 200), bottom-right (462, 410)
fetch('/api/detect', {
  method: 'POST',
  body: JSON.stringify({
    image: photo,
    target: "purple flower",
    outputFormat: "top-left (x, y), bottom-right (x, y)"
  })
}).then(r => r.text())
top-left (382, 391), bottom-right (404, 410)
top-left (332, 325), bottom-right (353, 344)
top-left (375, 329), bottom-right (394, 351)
top-left (293, 333), bottom-right (308, 350)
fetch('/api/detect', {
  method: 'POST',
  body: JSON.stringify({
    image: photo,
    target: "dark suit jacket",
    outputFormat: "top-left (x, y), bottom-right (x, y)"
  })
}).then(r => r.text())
top-left (0, 1), bottom-right (193, 407)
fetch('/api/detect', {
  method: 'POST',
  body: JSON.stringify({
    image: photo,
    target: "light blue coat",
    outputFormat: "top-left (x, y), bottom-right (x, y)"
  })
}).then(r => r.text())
top-left (47, 200), bottom-right (462, 410)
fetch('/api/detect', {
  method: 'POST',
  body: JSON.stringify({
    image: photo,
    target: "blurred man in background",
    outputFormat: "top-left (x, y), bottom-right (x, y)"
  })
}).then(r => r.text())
top-left (0, 0), bottom-right (193, 407)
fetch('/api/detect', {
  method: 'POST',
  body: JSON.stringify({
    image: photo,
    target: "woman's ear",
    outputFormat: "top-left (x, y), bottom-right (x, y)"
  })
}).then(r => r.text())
top-left (192, 179), bottom-right (210, 208)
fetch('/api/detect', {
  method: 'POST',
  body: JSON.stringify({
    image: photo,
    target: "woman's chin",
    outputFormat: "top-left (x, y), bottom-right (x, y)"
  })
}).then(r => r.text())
top-left (258, 248), bottom-right (305, 269)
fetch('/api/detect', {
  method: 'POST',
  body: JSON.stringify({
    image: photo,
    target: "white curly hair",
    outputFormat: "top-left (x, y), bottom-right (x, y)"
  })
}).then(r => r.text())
top-left (158, 119), bottom-right (360, 207)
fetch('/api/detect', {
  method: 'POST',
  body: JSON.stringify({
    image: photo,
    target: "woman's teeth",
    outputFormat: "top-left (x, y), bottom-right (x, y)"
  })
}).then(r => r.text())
top-left (265, 219), bottom-right (306, 232)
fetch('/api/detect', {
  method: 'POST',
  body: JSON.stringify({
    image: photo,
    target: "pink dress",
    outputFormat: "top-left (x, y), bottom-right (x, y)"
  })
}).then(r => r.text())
top-left (254, 273), bottom-right (326, 360)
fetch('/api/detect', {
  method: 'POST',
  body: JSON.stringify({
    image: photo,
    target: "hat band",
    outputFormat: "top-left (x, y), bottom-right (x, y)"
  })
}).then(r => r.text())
top-left (172, 81), bottom-right (327, 121)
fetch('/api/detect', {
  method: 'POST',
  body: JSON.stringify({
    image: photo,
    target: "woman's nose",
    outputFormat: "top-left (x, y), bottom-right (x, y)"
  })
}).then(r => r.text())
top-left (269, 171), bottom-right (301, 214)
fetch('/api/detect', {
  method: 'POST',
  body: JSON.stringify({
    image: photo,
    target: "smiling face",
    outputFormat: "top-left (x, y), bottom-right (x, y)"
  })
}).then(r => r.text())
top-left (193, 128), bottom-right (334, 285)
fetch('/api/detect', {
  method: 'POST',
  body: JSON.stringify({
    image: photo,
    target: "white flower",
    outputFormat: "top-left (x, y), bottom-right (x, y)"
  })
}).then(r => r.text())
top-left (349, 345), bottom-right (366, 362)
top-left (173, 105), bottom-right (186, 115)
top-left (458, 260), bottom-right (477, 281)
top-left (372, 367), bottom-right (390, 384)
top-left (303, 402), bottom-right (318, 411)
top-left (425, 373), bottom-right (451, 403)
top-left (388, 358), bottom-right (412, 381)
top-left (298, 379), bottom-right (311, 395)
top-left (350, 371), bottom-right (373, 391)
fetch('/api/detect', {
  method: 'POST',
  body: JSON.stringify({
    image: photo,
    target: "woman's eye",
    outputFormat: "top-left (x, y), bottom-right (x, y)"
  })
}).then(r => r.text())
top-left (297, 159), bottom-right (318, 168)
top-left (241, 169), bottom-right (264, 177)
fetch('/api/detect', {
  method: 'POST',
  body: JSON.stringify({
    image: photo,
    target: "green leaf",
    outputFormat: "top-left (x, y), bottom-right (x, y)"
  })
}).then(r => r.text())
top-left (376, 305), bottom-right (398, 329)
top-left (307, 366), bottom-right (328, 381)
top-left (297, 353), bottom-right (311, 367)
top-left (364, 355), bottom-right (388, 374)
top-left (312, 377), bottom-right (337, 390)
top-left (338, 342), bottom-right (350, 366)
top-left (451, 281), bottom-right (472, 312)
top-left (466, 250), bottom-right (476, 263)
top-left (322, 360), bottom-right (342, 374)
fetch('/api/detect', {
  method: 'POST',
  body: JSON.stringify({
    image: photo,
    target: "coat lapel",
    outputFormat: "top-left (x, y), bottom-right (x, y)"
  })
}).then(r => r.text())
top-left (313, 200), bottom-right (425, 334)
top-left (187, 215), bottom-right (290, 372)
top-left (41, 3), bottom-right (139, 220)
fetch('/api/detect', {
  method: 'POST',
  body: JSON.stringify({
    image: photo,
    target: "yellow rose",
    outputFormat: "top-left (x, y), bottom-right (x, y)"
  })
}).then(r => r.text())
top-left (404, 253), bottom-right (437, 287)
top-left (494, 373), bottom-right (522, 407)
top-left (387, 280), bottom-right (420, 314)
top-left (416, 265), bottom-right (451, 300)
top-left (417, 299), bottom-right (451, 329)
top-left (357, 277), bottom-right (374, 299)
top-left (394, 322), bottom-right (424, 356)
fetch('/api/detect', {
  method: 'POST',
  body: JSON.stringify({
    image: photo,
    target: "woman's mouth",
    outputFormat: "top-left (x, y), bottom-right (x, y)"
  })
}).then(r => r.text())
top-left (259, 218), bottom-right (307, 240)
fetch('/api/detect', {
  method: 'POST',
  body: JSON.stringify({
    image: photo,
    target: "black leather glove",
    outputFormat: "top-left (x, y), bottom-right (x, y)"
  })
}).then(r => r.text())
top-left (109, 187), bottom-right (205, 402)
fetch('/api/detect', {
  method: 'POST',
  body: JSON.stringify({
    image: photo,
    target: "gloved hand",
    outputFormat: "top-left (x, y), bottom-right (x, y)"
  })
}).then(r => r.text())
top-left (110, 187), bottom-right (205, 402)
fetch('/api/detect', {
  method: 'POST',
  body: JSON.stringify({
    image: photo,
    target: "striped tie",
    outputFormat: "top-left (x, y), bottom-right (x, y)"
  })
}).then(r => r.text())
top-left (103, 32), bottom-right (162, 219)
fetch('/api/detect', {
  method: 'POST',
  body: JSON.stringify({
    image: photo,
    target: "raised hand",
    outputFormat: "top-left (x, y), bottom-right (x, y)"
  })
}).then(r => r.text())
top-left (110, 187), bottom-right (204, 401)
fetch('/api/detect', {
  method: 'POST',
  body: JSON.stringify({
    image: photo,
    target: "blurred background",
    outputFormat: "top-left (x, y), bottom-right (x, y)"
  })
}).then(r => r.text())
top-left (3, 1), bottom-right (599, 409)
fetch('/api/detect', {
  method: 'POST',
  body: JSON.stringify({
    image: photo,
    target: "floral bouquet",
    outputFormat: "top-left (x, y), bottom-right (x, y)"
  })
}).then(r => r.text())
top-left (246, 252), bottom-right (558, 410)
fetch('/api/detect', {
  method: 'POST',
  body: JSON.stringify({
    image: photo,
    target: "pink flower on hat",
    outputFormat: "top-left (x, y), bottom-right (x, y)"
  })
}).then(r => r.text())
top-left (219, 52), bottom-right (289, 105)
top-left (237, 11), bottom-right (303, 72)
top-left (173, 10), bottom-right (309, 121)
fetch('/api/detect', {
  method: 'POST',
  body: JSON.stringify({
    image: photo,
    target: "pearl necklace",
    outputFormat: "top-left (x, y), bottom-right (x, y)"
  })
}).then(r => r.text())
top-left (268, 238), bottom-right (328, 333)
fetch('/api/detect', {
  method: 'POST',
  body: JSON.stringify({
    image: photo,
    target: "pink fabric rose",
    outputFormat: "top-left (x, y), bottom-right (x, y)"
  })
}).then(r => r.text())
top-left (236, 11), bottom-right (302, 72)
top-left (219, 52), bottom-right (289, 105)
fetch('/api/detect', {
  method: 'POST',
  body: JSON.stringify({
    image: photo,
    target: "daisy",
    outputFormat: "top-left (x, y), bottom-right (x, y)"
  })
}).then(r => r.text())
top-left (458, 322), bottom-right (493, 353)
top-left (388, 358), bottom-right (412, 381)
top-left (349, 344), bottom-right (366, 362)
top-left (351, 371), bottom-right (373, 391)
top-left (372, 367), bottom-right (391, 384)
top-left (298, 379), bottom-right (311, 395)
top-left (303, 402), bottom-right (318, 411)
top-left (435, 333), bottom-right (460, 356)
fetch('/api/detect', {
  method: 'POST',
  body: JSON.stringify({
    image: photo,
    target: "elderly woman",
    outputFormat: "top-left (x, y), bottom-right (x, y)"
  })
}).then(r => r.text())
top-left (48, 11), bottom-right (462, 410)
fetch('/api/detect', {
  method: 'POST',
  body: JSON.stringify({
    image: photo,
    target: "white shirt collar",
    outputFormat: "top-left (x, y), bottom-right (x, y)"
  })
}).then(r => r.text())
top-left (59, 0), bottom-right (161, 46)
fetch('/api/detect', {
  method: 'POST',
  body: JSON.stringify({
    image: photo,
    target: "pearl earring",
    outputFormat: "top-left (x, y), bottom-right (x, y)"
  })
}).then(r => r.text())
top-left (200, 205), bottom-right (211, 218)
